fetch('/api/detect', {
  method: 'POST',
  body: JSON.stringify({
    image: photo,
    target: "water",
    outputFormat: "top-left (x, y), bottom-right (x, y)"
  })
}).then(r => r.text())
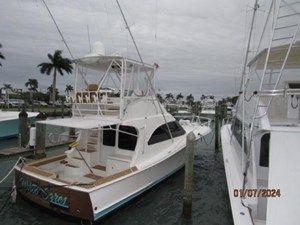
top-left (0, 132), bottom-right (233, 225)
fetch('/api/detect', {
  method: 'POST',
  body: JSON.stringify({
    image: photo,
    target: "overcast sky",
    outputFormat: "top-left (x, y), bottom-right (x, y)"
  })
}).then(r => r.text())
top-left (0, 0), bottom-right (252, 99)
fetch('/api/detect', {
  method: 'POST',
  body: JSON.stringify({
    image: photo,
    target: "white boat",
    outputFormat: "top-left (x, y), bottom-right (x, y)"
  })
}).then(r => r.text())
top-left (221, 1), bottom-right (300, 224)
top-left (14, 51), bottom-right (211, 221)
top-left (201, 95), bottom-right (216, 116)
top-left (0, 110), bottom-right (38, 139)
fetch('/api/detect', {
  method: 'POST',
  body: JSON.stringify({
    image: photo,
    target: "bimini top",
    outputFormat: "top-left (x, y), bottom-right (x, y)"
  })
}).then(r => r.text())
top-left (248, 42), bottom-right (300, 70)
top-left (37, 116), bottom-right (121, 129)
top-left (73, 55), bottom-right (154, 72)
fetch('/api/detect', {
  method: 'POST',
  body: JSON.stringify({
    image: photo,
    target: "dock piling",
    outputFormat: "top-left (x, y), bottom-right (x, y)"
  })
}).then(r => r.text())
top-left (61, 99), bottom-right (65, 118)
top-left (182, 131), bottom-right (196, 219)
top-left (34, 112), bottom-right (47, 158)
top-left (19, 106), bottom-right (28, 148)
top-left (34, 122), bottom-right (46, 159)
top-left (214, 105), bottom-right (220, 151)
top-left (214, 104), bottom-right (227, 152)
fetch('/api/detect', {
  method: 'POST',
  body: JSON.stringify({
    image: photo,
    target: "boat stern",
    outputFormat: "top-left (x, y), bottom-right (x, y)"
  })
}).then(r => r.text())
top-left (14, 166), bottom-right (94, 221)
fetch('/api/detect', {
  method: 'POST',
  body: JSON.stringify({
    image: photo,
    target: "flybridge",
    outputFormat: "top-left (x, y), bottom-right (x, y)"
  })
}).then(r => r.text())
top-left (66, 55), bottom-right (156, 119)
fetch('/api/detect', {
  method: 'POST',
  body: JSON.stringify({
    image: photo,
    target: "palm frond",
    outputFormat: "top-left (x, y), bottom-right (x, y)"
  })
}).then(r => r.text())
top-left (57, 68), bottom-right (63, 75)
top-left (47, 53), bottom-right (54, 63)
top-left (38, 63), bottom-right (53, 75)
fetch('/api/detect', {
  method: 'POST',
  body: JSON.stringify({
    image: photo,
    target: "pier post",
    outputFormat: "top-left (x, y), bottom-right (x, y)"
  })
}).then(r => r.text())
top-left (19, 106), bottom-right (28, 148)
top-left (69, 127), bottom-right (76, 141)
top-left (214, 105), bottom-right (220, 151)
top-left (34, 112), bottom-right (47, 158)
top-left (61, 99), bottom-right (64, 118)
top-left (35, 122), bottom-right (46, 158)
top-left (182, 131), bottom-right (196, 219)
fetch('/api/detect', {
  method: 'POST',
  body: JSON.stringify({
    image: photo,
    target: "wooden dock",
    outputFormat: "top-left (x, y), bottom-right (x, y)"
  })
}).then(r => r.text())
top-left (0, 147), bottom-right (32, 156)
top-left (0, 140), bottom-right (71, 157)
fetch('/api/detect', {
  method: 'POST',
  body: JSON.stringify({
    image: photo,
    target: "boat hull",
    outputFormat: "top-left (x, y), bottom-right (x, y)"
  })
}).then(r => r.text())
top-left (0, 116), bottom-right (36, 139)
top-left (221, 124), bottom-right (253, 225)
top-left (15, 147), bottom-right (186, 221)
top-left (15, 170), bottom-right (94, 220)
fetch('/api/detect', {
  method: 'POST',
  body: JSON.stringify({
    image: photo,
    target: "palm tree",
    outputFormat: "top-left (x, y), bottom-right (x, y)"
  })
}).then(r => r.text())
top-left (25, 79), bottom-right (38, 103)
top-left (47, 85), bottom-right (58, 99)
top-left (186, 94), bottom-right (194, 106)
top-left (0, 43), bottom-right (5, 67)
top-left (38, 50), bottom-right (73, 105)
top-left (165, 93), bottom-right (174, 102)
top-left (3, 83), bottom-right (12, 91)
top-left (2, 83), bottom-right (13, 100)
top-left (65, 84), bottom-right (73, 94)
top-left (156, 93), bottom-right (164, 103)
top-left (176, 93), bottom-right (183, 102)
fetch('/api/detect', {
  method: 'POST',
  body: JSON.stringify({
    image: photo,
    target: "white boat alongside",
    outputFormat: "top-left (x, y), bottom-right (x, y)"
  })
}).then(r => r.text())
top-left (0, 110), bottom-right (38, 139)
top-left (221, 1), bottom-right (300, 224)
top-left (14, 53), bottom-right (211, 221)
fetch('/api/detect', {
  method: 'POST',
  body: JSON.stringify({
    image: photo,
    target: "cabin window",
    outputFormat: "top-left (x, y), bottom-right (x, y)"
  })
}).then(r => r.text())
top-left (103, 125), bottom-right (116, 146)
top-left (168, 121), bottom-right (186, 137)
top-left (231, 118), bottom-right (247, 154)
top-left (118, 125), bottom-right (138, 151)
top-left (259, 133), bottom-right (270, 167)
top-left (148, 121), bottom-right (186, 145)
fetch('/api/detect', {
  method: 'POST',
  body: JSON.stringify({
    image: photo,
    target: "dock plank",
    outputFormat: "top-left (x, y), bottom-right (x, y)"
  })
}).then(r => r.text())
top-left (0, 147), bottom-right (32, 156)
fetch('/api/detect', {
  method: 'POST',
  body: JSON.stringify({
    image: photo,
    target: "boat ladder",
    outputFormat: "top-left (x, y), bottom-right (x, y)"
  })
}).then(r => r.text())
top-left (256, 0), bottom-right (300, 113)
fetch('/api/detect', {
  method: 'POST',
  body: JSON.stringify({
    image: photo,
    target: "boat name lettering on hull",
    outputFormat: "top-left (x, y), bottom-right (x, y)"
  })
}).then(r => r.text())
top-left (19, 177), bottom-right (69, 209)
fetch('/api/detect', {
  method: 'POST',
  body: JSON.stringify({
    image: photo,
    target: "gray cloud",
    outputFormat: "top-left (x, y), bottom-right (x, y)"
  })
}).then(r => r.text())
top-left (0, 0), bottom-right (249, 98)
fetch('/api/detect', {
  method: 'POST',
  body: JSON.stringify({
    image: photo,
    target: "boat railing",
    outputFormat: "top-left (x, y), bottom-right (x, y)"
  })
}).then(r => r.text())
top-left (176, 115), bottom-right (211, 127)
top-left (67, 91), bottom-right (121, 117)
top-left (197, 116), bottom-right (212, 127)
top-left (257, 88), bottom-right (300, 97)
top-left (222, 116), bottom-right (233, 126)
top-left (47, 131), bottom-right (78, 145)
top-left (66, 91), bottom-right (120, 104)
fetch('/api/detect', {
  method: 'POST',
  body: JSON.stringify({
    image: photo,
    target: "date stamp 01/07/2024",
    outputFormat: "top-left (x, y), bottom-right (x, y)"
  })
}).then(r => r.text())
top-left (233, 189), bottom-right (281, 198)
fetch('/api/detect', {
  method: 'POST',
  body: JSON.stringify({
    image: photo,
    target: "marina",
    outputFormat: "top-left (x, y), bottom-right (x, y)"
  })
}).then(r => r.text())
top-left (0, 130), bottom-right (233, 225)
top-left (1, 0), bottom-right (300, 224)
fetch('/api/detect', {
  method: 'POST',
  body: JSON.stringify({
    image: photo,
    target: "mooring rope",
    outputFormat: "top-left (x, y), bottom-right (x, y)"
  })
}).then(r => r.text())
top-left (0, 157), bottom-right (25, 184)
top-left (201, 131), bottom-right (215, 146)
top-left (0, 157), bottom-right (25, 214)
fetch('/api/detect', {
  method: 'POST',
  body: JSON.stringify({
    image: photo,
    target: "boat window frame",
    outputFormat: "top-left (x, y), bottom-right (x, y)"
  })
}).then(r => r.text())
top-left (117, 125), bottom-right (138, 151)
top-left (231, 118), bottom-right (247, 154)
top-left (259, 133), bottom-right (270, 167)
top-left (148, 121), bottom-right (186, 145)
top-left (102, 125), bottom-right (117, 147)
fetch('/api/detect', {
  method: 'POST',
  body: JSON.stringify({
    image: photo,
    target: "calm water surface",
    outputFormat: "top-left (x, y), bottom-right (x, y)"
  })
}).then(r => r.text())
top-left (0, 132), bottom-right (233, 225)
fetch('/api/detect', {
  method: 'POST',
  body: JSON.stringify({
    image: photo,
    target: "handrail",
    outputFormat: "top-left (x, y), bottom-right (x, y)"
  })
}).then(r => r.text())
top-left (258, 88), bottom-right (300, 96)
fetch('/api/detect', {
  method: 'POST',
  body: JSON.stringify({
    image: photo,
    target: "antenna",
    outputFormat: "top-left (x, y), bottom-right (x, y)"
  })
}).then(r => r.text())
top-left (115, 0), bottom-right (174, 141)
top-left (87, 25), bottom-right (92, 53)
top-left (40, 0), bottom-right (89, 87)
top-left (40, 0), bottom-right (74, 59)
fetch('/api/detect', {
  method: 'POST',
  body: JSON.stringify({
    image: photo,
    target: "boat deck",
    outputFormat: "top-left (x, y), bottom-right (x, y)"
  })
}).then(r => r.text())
top-left (18, 154), bottom-right (138, 189)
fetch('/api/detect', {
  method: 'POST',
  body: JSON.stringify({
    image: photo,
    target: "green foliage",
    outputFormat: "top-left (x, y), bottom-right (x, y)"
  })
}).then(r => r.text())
top-left (156, 93), bottom-right (164, 103)
top-left (65, 84), bottom-right (74, 93)
top-left (38, 50), bottom-right (73, 104)
top-left (186, 94), bottom-right (194, 105)
top-left (38, 50), bottom-right (73, 76)
top-left (0, 43), bottom-right (5, 67)
top-left (176, 93), bottom-right (183, 100)
top-left (25, 79), bottom-right (38, 92)
top-left (165, 93), bottom-right (174, 101)
top-left (2, 83), bottom-right (12, 91)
